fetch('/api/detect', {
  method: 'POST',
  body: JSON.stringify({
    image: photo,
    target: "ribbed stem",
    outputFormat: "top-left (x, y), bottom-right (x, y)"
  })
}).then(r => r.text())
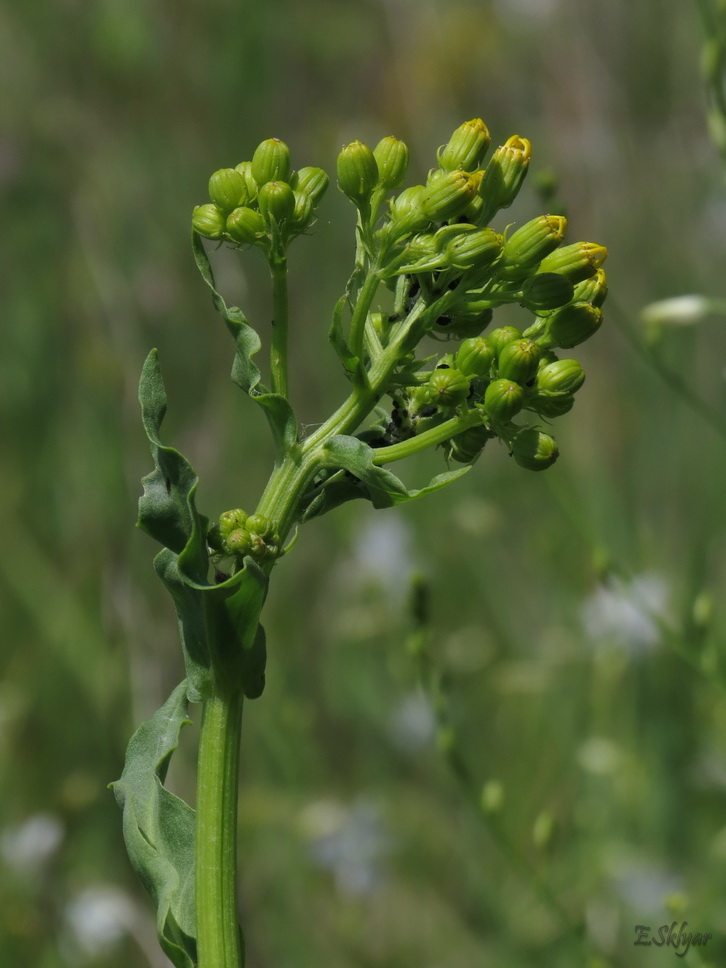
top-left (196, 689), bottom-right (245, 968)
top-left (270, 256), bottom-right (289, 399)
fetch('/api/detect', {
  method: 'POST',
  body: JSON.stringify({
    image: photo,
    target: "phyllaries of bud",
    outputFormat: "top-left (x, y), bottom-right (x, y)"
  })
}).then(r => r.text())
top-left (519, 273), bottom-right (574, 313)
top-left (192, 203), bottom-right (227, 240)
top-left (483, 378), bottom-right (525, 423)
top-left (208, 168), bottom-right (248, 214)
top-left (509, 428), bottom-right (559, 471)
top-left (437, 118), bottom-right (491, 172)
top-left (456, 337), bottom-right (495, 378)
top-left (337, 141), bottom-right (379, 203)
top-left (538, 242), bottom-right (607, 285)
top-left (544, 302), bottom-right (603, 349)
top-left (291, 166), bottom-right (330, 204)
top-left (478, 135), bottom-right (532, 217)
top-left (373, 137), bottom-right (409, 189)
top-left (226, 206), bottom-right (266, 246)
top-left (497, 338), bottom-right (541, 385)
top-left (251, 138), bottom-right (292, 186)
top-left (502, 215), bottom-right (567, 269)
top-left (422, 169), bottom-right (480, 221)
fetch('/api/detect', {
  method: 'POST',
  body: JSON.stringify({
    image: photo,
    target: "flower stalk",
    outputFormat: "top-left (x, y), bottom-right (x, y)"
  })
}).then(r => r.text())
top-left (115, 119), bottom-right (609, 968)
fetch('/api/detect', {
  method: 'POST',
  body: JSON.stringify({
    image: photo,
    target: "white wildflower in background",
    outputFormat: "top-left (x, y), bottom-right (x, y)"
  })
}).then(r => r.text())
top-left (577, 736), bottom-right (623, 776)
top-left (388, 690), bottom-right (436, 753)
top-left (608, 855), bottom-right (682, 912)
top-left (639, 294), bottom-right (712, 327)
top-left (63, 885), bottom-right (136, 960)
top-left (581, 572), bottom-right (669, 653)
top-left (300, 797), bottom-right (392, 896)
top-left (0, 812), bottom-right (64, 875)
top-left (348, 515), bottom-right (414, 599)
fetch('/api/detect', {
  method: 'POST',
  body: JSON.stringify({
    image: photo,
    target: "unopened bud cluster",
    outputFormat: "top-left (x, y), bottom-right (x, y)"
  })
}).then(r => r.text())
top-left (334, 119), bottom-right (609, 471)
top-left (194, 118), bottom-right (608, 480)
top-left (208, 508), bottom-right (281, 565)
top-left (192, 138), bottom-right (329, 256)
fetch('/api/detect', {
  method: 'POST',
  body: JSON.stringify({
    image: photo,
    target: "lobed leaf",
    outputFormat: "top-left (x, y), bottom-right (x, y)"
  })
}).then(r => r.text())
top-left (138, 352), bottom-right (269, 700)
top-left (110, 682), bottom-right (197, 968)
top-left (307, 434), bottom-right (471, 515)
top-left (192, 231), bottom-right (297, 457)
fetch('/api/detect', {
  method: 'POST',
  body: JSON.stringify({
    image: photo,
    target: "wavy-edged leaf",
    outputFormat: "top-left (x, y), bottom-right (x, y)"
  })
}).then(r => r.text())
top-left (138, 350), bottom-right (206, 569)
top-left (300, 469), bottom-right (370, 522)
top-left (138, 351), bottom-right (269, 700)
top-left (318, 435), bottom-right (472, 511)
top-left (110, 682), bottom-right (196, 968)
top-left (192, 231), bottom-right (297, 457)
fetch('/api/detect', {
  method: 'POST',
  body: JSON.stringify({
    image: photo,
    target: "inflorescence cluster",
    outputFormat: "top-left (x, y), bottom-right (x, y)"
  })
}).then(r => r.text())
top-left (193, 119), bottom-right (607, 568)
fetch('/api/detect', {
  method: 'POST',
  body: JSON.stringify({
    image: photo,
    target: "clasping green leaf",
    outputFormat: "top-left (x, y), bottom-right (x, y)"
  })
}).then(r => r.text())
top-left (110, 682), bottom-right (197, 968)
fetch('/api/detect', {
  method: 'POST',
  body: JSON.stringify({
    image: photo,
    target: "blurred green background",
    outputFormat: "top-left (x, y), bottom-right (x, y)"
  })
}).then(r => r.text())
top-left (3, 0), bottom-right (726, 965)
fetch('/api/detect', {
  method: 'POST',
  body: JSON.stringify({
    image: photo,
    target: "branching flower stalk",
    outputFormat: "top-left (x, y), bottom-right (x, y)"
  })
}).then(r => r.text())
top-left (111, 120), bottom-right (608, 968)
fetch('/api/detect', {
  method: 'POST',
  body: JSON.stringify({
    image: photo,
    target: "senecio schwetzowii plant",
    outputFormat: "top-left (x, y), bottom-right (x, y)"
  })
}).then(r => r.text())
top-left (111, 120), bottom-right (607, 968)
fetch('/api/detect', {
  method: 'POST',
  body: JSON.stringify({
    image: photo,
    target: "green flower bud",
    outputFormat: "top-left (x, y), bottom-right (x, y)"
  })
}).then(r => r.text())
top-left (486, 325), bottom-right (522, 358)
top-left (291, 166), bottom-right (330, 204)
top-left (497, 338), bottom-right (541, 384)
top-left (483, 378), bottom-right (525, 422)
top-left (510, 428), bottom-right (559, 471)
top-left (428, 368), bottom-right (470, 408)
top-left (401, 232), bottom-right (439, 268)
top-left (546, 302), bottom-right (603, 348)
top-left (526, 392), bottom-right (575, 417)
top-left (192, 204), bottom-right (227, 240)
top-left (257, 180), bottom-right (295, 224)
top-left (462, 193), bottom-right (485, 222)
top-left (573, 267), bottom-right (608, 308)
top-left (538, 242), bottom-right (607, 284)
top-left (437, 118), bottom-right (491, 172)
top-left (224, 528), bottom-right (253, 556)
top-left (226, 206), bottom-right (266, 245)
top-left (251, 138), bottom-right (292, 186)
top-left (208, 168), bottom-right (247, 214)
top-left (246, 513), bottom-right (275, 539)
top-left (519, 273), bottom-right (574, 313)
top-left (444, 227), bottom-right (502, 270)
top-left (434, 306), bottom-right (493, 340)
top-left (421, 169), bottom-right (479, 221)
top-left (456, 336), bottom-right (495, 378)
top-left (536, 359), bottom-right (585, 394)
top-left (234, 161), bottom-right (258, 202)
top-left (388, 185), bottom-right (430, 236)
top-left (503, 214), bottom-right (567, 267)
top-left (291, 190), bottom-right (314, 230)
top-left (373, 136), bottom-right (409, 189)
top-left (219, 508), bottom-right (248, 536)
top-left (337, 140), bottom-right (379, 202)
top-left (478, 135), bottom-right (532, 215)
top-left (449, 423), bottom-right (493, 463)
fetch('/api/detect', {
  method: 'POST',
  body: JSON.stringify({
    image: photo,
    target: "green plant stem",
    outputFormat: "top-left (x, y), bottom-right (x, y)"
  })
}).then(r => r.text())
top-left (269, 256), bottom-right (289, 398)
top-left (196, 688), bottom-right (245, 968)
top-left (253, 284), bottom-right (454, 544)
top-left (372, 409), bottom-right (483, 464)
top-left (349, 267), bottom-right (380, 365)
